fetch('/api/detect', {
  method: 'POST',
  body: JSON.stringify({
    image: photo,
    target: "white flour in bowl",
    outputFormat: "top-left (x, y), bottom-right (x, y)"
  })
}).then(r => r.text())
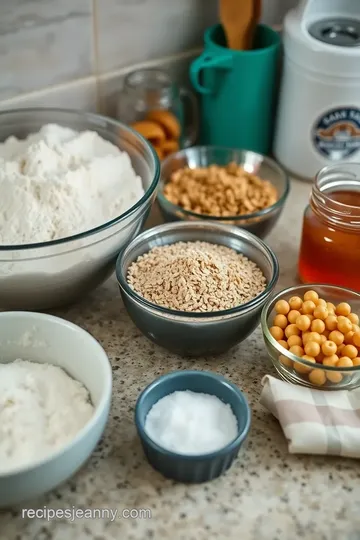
top-left (0, 124), bottom-right (144, 245)
top-left (0, 359), bottom-right (94, 472)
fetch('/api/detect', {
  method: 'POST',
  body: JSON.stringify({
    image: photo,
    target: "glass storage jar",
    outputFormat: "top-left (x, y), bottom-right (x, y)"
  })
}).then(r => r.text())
top-left (298, 163), bottom-right (360, 291)
top-left (116, 68), bottom-right (198, 153)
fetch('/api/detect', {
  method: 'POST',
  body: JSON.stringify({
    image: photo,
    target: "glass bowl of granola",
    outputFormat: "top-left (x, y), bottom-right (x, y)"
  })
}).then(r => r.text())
top-left (157, 146), bottom-right (289, 238)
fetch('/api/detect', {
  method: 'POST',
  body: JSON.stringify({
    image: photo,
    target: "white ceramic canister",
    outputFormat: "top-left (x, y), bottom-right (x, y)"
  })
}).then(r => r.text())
top-left (274, 0), bottom-right (360, 181)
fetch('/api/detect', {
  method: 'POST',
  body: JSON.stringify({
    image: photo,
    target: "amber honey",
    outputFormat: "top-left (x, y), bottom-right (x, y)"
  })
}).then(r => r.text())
top-left (298, 165), bottom-right (360, 291)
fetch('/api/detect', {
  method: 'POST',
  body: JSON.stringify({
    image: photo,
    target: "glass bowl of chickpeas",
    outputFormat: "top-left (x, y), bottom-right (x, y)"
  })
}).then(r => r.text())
top-left (261, 284), bottom-right (360, 390)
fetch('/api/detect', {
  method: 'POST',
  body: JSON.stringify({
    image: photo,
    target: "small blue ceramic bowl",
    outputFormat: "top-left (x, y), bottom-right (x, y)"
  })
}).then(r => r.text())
top-left (135, 370), bottom-right (251, 483)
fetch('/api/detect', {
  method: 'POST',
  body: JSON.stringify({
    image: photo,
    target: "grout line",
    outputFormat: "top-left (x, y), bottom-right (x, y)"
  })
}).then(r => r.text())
top-left (91, 0), bottom-right (102, 112)
top-left (97, 48), bottom-right (202, 83)
top-left (0, 76), bottom-right (96, 106)
top-left (0, 81), bottom-right (93, 105)
top-left (0, 50), bottom-right (201, 107)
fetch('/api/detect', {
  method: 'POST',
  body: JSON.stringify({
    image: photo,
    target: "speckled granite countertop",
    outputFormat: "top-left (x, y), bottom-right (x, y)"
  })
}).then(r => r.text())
top-left (2, 178), bottom-right (360, 540)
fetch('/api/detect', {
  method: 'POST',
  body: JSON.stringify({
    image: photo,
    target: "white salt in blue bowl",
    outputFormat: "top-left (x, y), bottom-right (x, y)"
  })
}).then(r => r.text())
top-left (135, 370), bottom-right (251, 483)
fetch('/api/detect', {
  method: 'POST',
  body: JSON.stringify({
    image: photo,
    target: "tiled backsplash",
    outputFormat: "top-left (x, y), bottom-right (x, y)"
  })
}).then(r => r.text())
top-left (0, 0), bottom-right (93, 101)
top-left (94, 0), bottom-right (218, 73)
top-left (0, 0), bottom-right (298, 112)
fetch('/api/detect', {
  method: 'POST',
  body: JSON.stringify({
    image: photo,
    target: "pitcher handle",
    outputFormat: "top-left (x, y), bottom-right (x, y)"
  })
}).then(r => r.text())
top-left (190, 52), bottom-right (233, 95)
top-left (179, 87), bottom-right (199, 148)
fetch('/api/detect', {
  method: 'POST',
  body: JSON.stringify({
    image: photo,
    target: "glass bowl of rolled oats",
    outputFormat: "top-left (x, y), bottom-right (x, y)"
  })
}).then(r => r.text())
top-left (158, 146), bottom-right (289, 239)
top-left (116, 220), bottom-right (279, 356)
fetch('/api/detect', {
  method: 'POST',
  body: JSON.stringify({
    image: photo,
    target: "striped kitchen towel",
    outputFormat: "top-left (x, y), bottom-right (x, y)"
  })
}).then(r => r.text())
top-left (260, 375), bottom-right (360, 458)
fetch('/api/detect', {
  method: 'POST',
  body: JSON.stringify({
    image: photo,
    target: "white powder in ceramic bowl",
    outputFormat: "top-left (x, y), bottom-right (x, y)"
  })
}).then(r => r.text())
top-left (0, 359), bottom-right (94, 472)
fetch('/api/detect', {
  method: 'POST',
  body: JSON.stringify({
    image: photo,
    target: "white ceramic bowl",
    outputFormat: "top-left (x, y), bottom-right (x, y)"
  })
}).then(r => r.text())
top-left (0, 312), bottom-right (112, 507)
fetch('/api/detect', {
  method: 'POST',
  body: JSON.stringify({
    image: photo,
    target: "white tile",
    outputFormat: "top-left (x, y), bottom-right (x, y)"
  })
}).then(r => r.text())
top-left (0, 0), bottom-right (93, 100)
top-left (95, 0), bottom-right (218, 73)
top-left (0, 78), bottom-right (97, 112)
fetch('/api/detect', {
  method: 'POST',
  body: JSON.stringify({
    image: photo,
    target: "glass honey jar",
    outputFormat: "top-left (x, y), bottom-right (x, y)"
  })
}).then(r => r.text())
top-left (298, 163), bottom-right (360, 291)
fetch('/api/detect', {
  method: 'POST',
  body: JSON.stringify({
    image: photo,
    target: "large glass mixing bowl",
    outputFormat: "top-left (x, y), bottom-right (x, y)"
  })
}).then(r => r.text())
top-left (0, 108), bottom-right (160, 310)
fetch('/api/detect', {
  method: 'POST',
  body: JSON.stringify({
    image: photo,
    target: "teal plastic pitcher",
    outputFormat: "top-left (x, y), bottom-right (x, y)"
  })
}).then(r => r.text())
top-left (190, 24), bottom-right (281, 155)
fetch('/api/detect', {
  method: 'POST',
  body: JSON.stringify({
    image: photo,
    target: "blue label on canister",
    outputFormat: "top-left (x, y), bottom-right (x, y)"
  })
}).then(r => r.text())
top-left (312, 107), bottom-right (360, 160)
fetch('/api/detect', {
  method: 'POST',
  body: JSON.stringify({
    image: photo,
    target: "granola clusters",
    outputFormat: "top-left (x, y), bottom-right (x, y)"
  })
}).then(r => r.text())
top-left (163, 162), bottom-right (278, 217)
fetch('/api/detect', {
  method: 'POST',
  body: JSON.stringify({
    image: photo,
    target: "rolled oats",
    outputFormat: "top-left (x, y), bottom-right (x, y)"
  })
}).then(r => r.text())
top-left (127, 241), bottom-right (267, 312)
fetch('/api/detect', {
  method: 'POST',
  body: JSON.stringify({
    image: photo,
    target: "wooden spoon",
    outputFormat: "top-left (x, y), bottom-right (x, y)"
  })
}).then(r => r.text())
top-left (219, 0), bottom-right (261, 50)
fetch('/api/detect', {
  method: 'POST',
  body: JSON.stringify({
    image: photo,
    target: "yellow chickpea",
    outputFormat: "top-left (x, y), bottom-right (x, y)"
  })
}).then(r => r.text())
top-left (302, 332), bottom-right (311, 345)
top-left (326, 371), bottom-right (343, 384)
top-left (296, 315), bottom-right (311, 332)
top-left (341, 344), bottom-right (358, 359)
top-left (315, 298), bottom-right (327, 308)
top-left (304, 341), bottom-right (321, 358)
top-left (288, 310), bottom-right (301, 324)
top-left (311, 319), bottom-right (325, 334)
top-left (323, 329), bottom-right (330, 339)
top-left (336, 302), bottom-right (351, 317)
top-left (279, 354), bottom-right (293, 368)
top-left (287, 335), bottom-right (302, 348)
top-left (327, 302), bottom-right (336, 313)
top-left (320, 334), bottom-right (327, 345)
top-left (302, 300), bottom-right (316, 314)
top-left (337, 356), bottom-right (353, 368)
top-left (352, 357), bottom-right (360, 366)
top-left (285, 324), bottom-right (301, 339)
top-left (307, 332), bottom-right (322, 345)
top-left (352, 324), bottom-right (360, 334)
top-left (294, 356), bottom-right (315, 374)
top-left (275, 300), bottom-right (290, 315)
top-left (325, 315), bottom-right (338, 331)
top-left (309, 369), bottom-right (326, 386)
top-left (303, 355), bottom-right (316, 363)
top-left (328, 330), bottom-right (344, 346)
top-left (337, 316), bottom-right (352, 334)
top-left (344, 331), bottom-right (354, 344)
top-left (337, 343), bottom-right (345, 356)
top-left (313, 306), bottom-right (329, 321)
top-left (289, 345), bottom-right (304, 357)
top-left (288, 296), bottom-right (303, 311)
top-left (322, 354), bottom-right (339, 366)
top-left (348, 313), bottom-right (360, 325)
top-left (353, 331), bottom-right (360, 347)
top-left (322, 340), bottom-right (337, 356)
top-left (270, 326), bottom-right (284, 341)
top-left (307, 314), bottom-right (315, 323)
top-left (278, 339), bottom-right (289, 350)
top-left (304, 290), bottom-right (319, 303)
top-left (274, 314), bottom-right (288, 329)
